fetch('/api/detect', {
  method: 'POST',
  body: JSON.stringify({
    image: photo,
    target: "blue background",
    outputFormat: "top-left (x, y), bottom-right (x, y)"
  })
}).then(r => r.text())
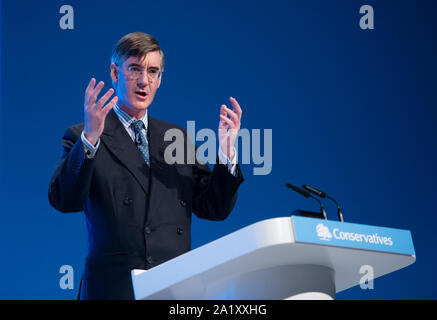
top-left (1, 0), bottom-right (436, 299)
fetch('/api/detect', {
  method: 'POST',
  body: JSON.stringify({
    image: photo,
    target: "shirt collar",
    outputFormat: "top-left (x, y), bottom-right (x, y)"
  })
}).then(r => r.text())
top-left (113, 104), bottom-right (148, 130)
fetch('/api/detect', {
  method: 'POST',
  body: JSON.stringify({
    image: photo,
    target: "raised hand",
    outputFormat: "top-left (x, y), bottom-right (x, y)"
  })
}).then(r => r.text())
top-left (83, 78), bottom-right (118, 146)
top-left (218, 97), bottom-right (242, 161)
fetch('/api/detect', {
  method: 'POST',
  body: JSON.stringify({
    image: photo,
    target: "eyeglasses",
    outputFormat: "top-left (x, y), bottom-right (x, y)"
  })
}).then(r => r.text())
top-left (119, 64), bottom-right (162, 83)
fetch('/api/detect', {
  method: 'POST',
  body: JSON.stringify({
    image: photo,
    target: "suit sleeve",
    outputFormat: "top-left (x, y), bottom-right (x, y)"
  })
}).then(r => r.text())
top-left (48, 126), bottom-right (97, 213)
top-left (192, 161), bottom-right (244, 221)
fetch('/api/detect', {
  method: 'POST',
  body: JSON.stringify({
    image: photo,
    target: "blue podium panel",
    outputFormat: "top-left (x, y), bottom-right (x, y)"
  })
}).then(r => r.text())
top-left (291, 216), bottom-right (415, 256)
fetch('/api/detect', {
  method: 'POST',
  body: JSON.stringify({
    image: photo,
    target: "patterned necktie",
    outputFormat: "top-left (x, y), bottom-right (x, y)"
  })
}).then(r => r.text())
top-left (131, 120), bottom-right (150, 166)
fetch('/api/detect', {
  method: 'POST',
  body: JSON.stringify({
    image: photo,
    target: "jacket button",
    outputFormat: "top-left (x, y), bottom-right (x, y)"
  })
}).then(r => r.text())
top-left (180, 200), bottom-right (186, 208)
top-left (145, 227), bottom-right (151, 235)
top-left (177, 227), bottom-right (183, 235)
top-left (147, 256), bottom-right (153, 264)
top-left (123, 198), bottom-right (132, 206)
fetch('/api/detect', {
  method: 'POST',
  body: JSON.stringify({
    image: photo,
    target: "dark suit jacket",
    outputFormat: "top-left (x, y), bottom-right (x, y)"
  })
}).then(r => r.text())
top-left (48, 109), bottom-right (244, 300)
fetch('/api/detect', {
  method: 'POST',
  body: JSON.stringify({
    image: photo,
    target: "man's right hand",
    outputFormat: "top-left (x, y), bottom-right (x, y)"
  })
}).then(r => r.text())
top-left (83, 78), bottom-right (118, 146)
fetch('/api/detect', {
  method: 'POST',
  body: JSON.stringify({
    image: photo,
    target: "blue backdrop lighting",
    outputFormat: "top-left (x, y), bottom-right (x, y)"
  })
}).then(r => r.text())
top-left (0, 0), bottom-right (436, 299)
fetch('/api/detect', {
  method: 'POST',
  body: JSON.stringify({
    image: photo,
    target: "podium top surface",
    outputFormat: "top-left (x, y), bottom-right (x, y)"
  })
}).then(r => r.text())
top-left (132, 217), bottom-right (415, 299)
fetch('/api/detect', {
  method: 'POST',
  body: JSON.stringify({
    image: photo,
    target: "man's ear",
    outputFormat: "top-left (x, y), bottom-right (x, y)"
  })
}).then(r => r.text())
top-left (110, 63), bottom-right (118, 88)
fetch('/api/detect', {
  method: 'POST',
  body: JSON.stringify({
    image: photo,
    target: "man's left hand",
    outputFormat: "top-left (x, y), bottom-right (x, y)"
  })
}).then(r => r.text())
top-left (218, 97), bottom-right (243, 161)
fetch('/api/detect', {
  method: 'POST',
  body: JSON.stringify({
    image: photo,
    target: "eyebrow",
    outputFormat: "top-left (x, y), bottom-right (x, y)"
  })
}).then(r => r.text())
top-left (128, 63), bottom-right (160, 70)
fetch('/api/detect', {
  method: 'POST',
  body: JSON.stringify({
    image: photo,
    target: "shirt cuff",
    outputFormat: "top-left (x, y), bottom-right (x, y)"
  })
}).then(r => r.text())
top-left (81, 131), bottom-right (100, 159)
top-left (218, 146), bottom-right (237, 176)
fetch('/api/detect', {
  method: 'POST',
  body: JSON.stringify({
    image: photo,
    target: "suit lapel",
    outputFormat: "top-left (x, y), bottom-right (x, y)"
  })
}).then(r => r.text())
top-left (147, 115), bottom-right (166, 165)
top-left (145, 115), bottom-right (173, 221)
top-left (101, 109), bottom-right (150, 194)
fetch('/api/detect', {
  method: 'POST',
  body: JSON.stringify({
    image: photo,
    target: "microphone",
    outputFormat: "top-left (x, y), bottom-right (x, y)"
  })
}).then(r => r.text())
top-left (286, 183), bottom-right (327, 220)
top-left (302, 184), bottom-right (344, 222)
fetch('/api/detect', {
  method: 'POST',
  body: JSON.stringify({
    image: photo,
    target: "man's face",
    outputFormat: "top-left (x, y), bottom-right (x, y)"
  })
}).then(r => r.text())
top-left (110, 51), bottom-right (162, 118)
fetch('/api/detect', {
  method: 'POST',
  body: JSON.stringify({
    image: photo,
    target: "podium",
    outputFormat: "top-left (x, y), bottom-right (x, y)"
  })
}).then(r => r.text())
top-left (131, 216), bottom-right (415, 300)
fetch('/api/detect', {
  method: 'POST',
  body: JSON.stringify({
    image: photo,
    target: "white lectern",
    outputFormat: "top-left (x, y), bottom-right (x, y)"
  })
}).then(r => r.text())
top-left (131, 216), bottom-right (415, 300)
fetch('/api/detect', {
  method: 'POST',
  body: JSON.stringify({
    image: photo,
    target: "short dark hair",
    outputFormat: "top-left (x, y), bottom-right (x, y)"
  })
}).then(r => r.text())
top-left (111, 32), bottom-right (165, 70)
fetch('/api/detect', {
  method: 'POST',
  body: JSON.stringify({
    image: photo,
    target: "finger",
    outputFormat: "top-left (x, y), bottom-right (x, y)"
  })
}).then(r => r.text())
top-left (222, 105), bottom-right (240, 129)
top-left (223, 105), bottom-right (239, 126)
top-left (219, 111), bottom-right (227, 125)
top-left (218, 118), bottom-right (227, 129)
top-left (230, 97), bottom-right (242, 119)
top-left (220, 104), bottom-right (227, 114)
top-left (220, 114), bottom-right (234, 129)
top-left (95, 88), bottom-right (115, 109)
top-left (219, 105), bottom-right (228, 126)
top-left (85, 78), bottom-right (96, 103)
top-left (219, 115), bottom-right (227, 129)
top-left (102, 95), bottom-right (118, 116)
top-left (88, 81), bottom-right (105, 105)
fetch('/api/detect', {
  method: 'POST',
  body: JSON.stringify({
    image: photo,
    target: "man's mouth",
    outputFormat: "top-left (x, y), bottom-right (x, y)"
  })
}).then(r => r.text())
top-left (135, 91), bottom-right (148, 99)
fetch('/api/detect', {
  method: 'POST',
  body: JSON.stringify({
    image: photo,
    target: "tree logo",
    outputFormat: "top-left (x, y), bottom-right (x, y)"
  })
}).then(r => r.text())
top-left (316, 223), bottom-right (332, 241)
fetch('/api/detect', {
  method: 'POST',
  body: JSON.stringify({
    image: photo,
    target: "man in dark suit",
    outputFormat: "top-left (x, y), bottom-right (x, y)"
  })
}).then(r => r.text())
top-left (48, 32), bottom-right (244, 299)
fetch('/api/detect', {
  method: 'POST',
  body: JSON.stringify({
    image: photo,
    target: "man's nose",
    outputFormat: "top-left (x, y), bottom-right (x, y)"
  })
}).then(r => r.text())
top-left (137, 72), bottom-right (150, 87)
